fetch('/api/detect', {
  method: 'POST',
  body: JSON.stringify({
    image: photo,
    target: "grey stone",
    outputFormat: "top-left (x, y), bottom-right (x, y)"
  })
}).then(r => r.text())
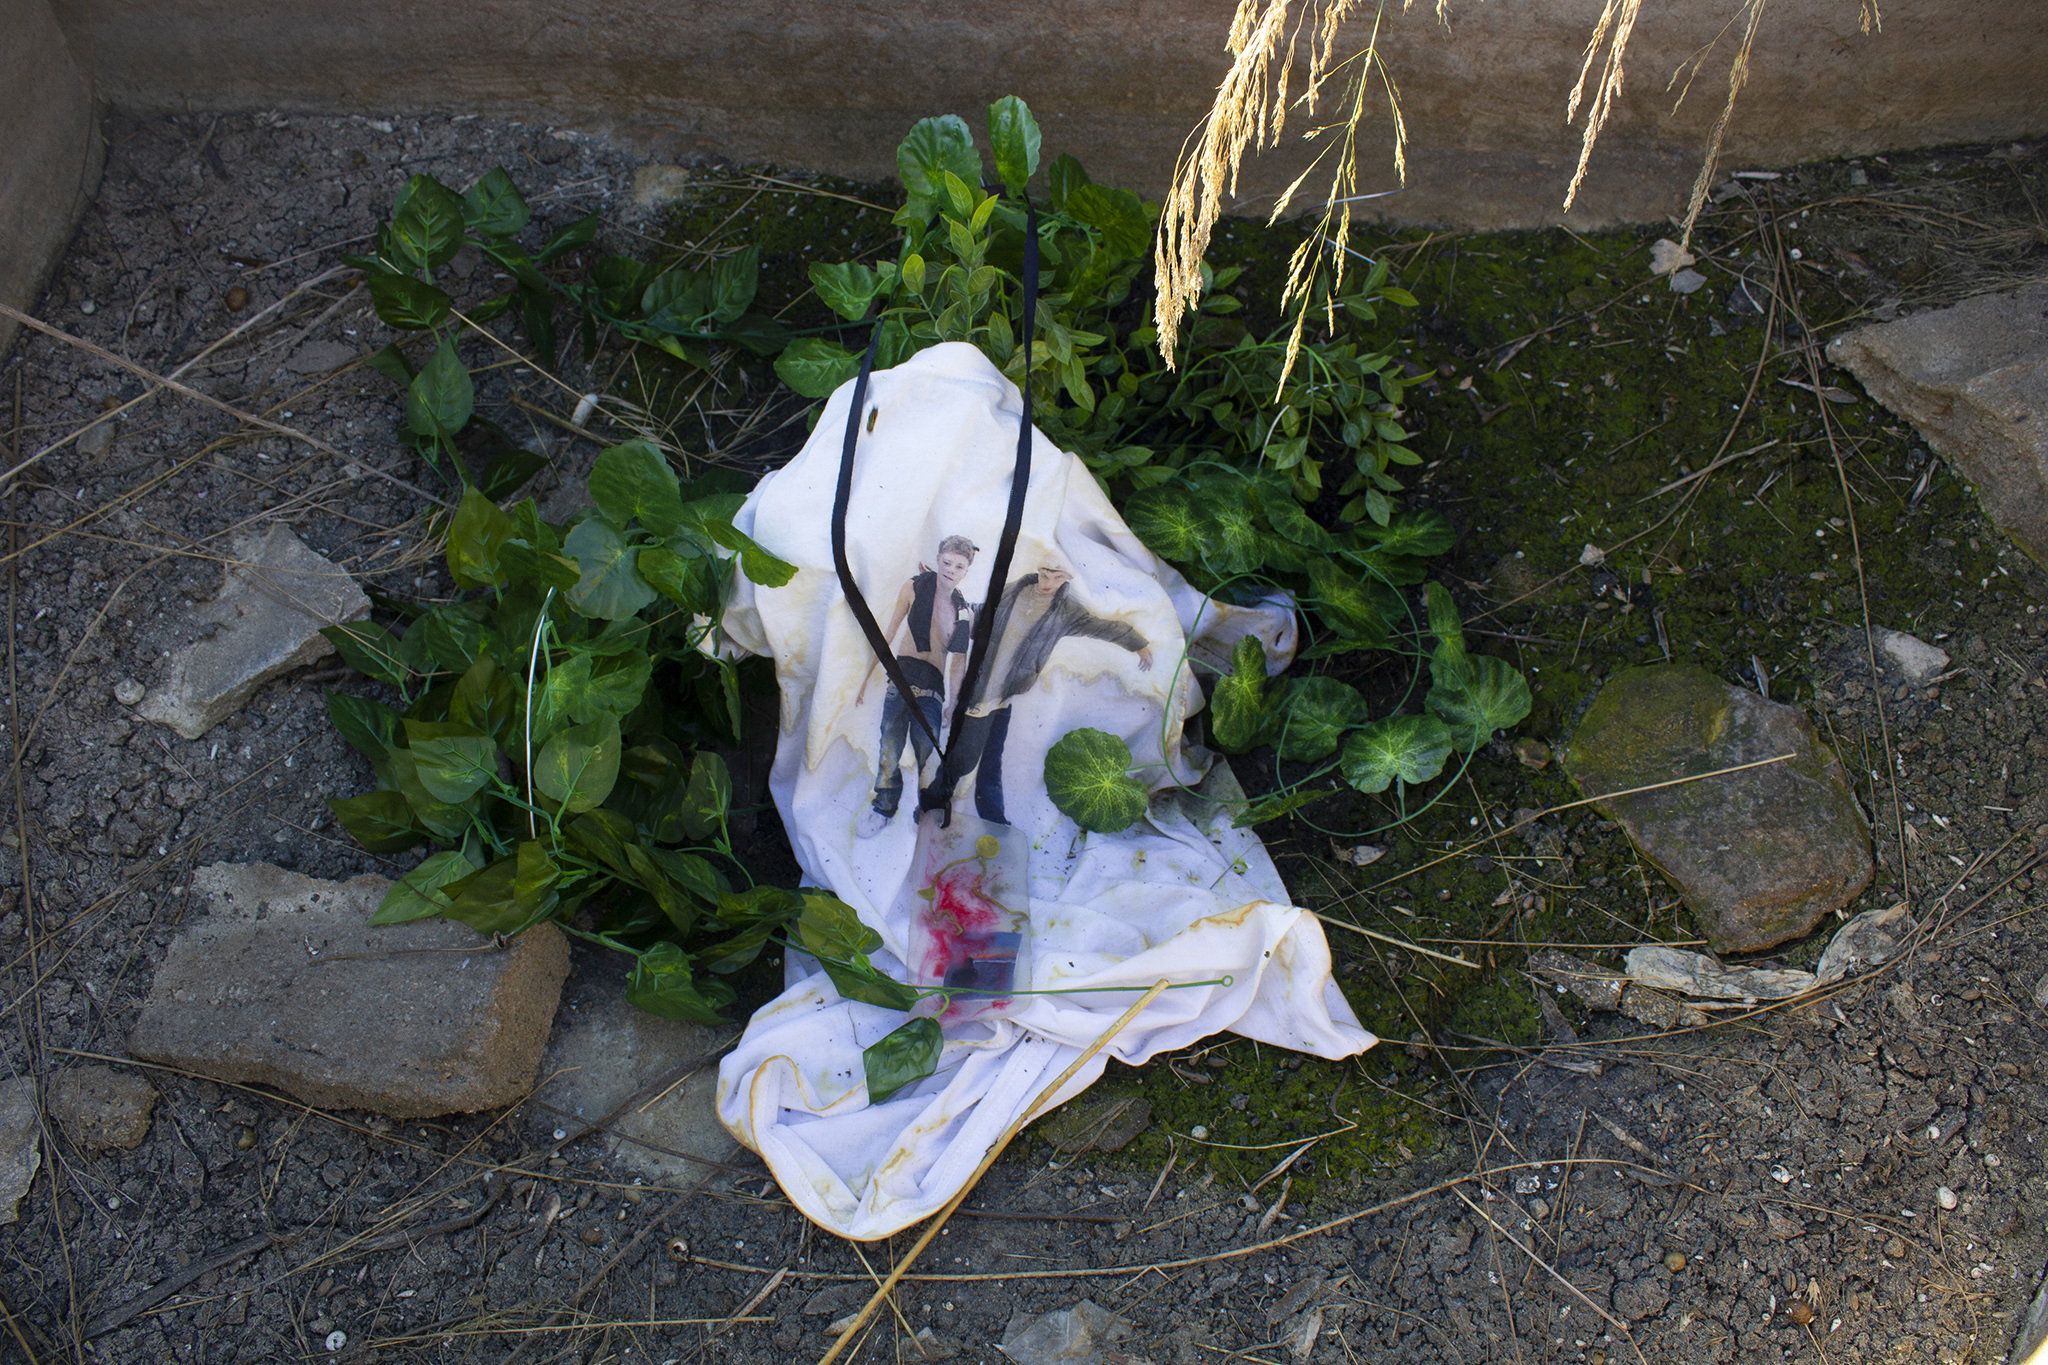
top-left (129, 862), bottom-right (570, 1118)
top-left (533, 951), bottom-right (736, 1182)
top-left (1877, 627), bottom-right (1950, 684)
top-left (0, 1076), bottom-right (38, 1225)
top-left (283, 339), bottom-right (358, 374)
top-left (1827, 286), bottom-right (2048, 565)
top-left (46, 1065), bottom-right (157, 1150)
top-left (1668, 268), bottom-right (1707, 295)
top-left (1527, 948), bottom-right (1624, 1011)
top-left (1563, 665), bottom-right (1873, 953)
top-left (138, 523), bottom-right (369, 739)
top-left (76, 419), bottom-right (115, 456)
top-left (999, 1300), bottom-right (1134, 1364)
top-left (0, 0), bottom-right (106, 362)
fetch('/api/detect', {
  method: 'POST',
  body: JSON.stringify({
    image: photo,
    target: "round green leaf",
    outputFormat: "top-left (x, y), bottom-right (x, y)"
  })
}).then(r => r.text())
top-left (1207, 635), bottom-right (1274, 754)
top-left (391, 173), bottom-right (467, 270)
top-left (370, 848), bottom-right (482, 925)
top-left (1340, 714), bottom-right (1455, 794)
top-left (1045, 728), bottom-right (1149, 834)
top-left (446, 486), bottom-right (514, 590)
top-left (625, 941), bottom-right (735, 1024)
top-left (588, 439), bottom-right (684, 537)
top-left (533, 713), bottom-right (622, 813)
top-left (461, 166), bottom-right (530, 238)
top-left (327, 790), bottom-right (425, 853)
top-left (774, 337), bottom-right (861, 399)
top-left (1426, 656), bottom-right (1533, 752)
top-left (366, 274), bottom-right (452, 331)
top-left (401, 720), bottom-right (498, 804)
top-left (564, 518), bottom-right (659, 620)
top-left (1123, 486), bottom-right (1203, 562)
top-left (865, 1017), bottom-right (943, 1104)
top-left (987, 96), bottom-right (1042, 192)
top-left (896, 115), bottom-right (982, 202)
top-left (1277, 677), bottom-right (1368, 763)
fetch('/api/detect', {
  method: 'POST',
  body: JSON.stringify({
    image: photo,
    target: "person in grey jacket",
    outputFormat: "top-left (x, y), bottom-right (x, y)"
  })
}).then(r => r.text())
top-left (923, 560), bottom-right (1151, 826)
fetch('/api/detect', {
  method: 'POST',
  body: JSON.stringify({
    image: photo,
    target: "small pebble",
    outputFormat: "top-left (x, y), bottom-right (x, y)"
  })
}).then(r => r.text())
top-left (1529, 1198), bottom-right (1550, 1219)
top-left (235, 1126), bottom-right (256, 1150)
top-left (1587, 1352), bottom-right (1606, 1365)
top-left (1190, 1125), bottom-right (1208, 1140)
top-left (1787, 1300), bottom-right (1814, 1326)
top-left (114, 679), bottom-right (145, 706)
top-left (1663, 1250), bottom-right (1687, 1273)
top-left (2033, 972), bottom-right (2048, 1010)
top-left (1935, 1186), bottom-right (1958, 1210)
top-left (225, 286), bottom-right (249, 312)
top-left (1770, 1164), bottom-right (1792, 1184)
top-left (1884, 1237), bottom-right (1907, 1258)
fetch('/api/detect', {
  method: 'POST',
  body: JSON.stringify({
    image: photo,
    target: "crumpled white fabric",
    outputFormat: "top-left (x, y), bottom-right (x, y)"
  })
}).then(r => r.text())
top-left (715, 343), bottom-right (1373, 1239)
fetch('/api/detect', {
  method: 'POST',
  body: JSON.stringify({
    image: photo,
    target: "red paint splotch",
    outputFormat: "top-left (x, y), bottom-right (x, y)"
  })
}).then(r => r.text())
top-left (918, 860), bottom-right (1013, 1013)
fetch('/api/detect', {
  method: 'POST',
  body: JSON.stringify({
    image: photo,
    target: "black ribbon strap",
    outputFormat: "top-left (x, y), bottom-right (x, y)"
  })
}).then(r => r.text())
top-left (830, 197), bottom-right (1041, 801)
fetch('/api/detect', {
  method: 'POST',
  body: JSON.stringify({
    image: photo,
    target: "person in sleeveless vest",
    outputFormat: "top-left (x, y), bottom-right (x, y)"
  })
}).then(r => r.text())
top-left (855, 534), bottom-right (978, 837)
top-left (923, 556), bottom-right (1152, 827)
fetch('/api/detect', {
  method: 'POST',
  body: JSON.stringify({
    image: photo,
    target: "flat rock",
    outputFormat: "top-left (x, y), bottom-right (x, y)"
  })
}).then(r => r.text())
top-left (46, 1065), bottom-right (157, 1150)
top-left (129, 862), bottom-right (569, 1118)
top-left (532, 951), bottom-right (736, 1182)
top-left (1826, 285), bottom-right (2048, 565)
top-left (0, 1077), bottom-right (38, 1224)
top-left (283, 339), bottom-right (358, 373)
top-left (1563, 665), bottom-right (1873, 953)
top-left (1527, 948), bottom-right (1624, 1011)
top-left (1876, 628), bottom-right (1949, 684)
top-left (138, 524), bottom-right (369, 739)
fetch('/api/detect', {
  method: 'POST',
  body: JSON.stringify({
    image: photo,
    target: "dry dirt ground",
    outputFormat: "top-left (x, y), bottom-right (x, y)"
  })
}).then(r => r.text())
top-left (0, 111), bottom-right (2042, 1365)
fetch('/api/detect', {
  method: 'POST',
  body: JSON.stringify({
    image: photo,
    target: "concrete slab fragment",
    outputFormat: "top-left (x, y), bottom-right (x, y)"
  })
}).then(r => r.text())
top-left (0, 1077), bottom-right (39, 1225)
top-left (129, 862), bottom-right (569, 1118)
top-left (138, 524), bottom-right (370, 740)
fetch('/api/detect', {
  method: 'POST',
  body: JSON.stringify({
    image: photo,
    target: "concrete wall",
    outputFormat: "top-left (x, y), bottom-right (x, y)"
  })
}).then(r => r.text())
top-left (43, 0), bottom-right (2047, 227)
top-left (0, 0), bottom-right (103, 361)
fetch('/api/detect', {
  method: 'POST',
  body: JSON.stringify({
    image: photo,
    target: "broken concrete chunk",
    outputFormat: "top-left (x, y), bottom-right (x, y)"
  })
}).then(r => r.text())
top-left (1876, 628), bottom-right (1949, 685)
top-left (138, 524), bottom-right (370, 740)
top-left (46, 1065), bottom-right (157, 1150)
top-left (1562, 665), bottom-right (1873, 953)
top-left (129, 862), bottom-right (569, 1118)
top-left (999, 1300), bottom-right (1135, 1365)
top-left (1527, 948), bottom-right (1625, 1011)
top-left (0, 1077), bottom-right (39, 1224)
top-left (1617, 985), bottom-right (1683, 1030)
top-left (1826, 285), bottom-right (2048, 565)
top-left (1624, 945), bottom-right (1816, 1000)
top-left (532, 952), bottom-right (735, 1182)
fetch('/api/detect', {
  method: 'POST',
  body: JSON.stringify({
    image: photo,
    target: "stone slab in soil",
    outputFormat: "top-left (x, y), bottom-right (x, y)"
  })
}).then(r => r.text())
top-left (534, 951), bottom-right (737, 1183)
top-left (137, 523), bottom-right (370, 740)
top-left (1562, 664), bottom-right (1873, 953)
top-left (1827, 285), bottom-right (2048, 566)
top-left (0, 1076), bottom-right (38, 1225)
top-left (129, 862), bottom-right (569, 1118)
top-left (46, 1065), bottom-right (157, 1150)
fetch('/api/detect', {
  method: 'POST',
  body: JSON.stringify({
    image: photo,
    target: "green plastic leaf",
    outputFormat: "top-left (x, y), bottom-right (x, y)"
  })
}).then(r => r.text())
top-left (625, 941), bottom-right (735, 1024)
top-left (478, 446), bottom-right (548, 500)
top-left (384, 748), bottom-right (475, 841)
top-left (1207, 635), bottom-right (1274, 754)
top-left (609, 740), bottom-right (691, 843)
top-left (679, 751), bottom-right (731, 842)
top-left (798, 895), bottom-right (920, 1011)
top-left (391, 174), bottom-right (467, 270)
top-left (450, 653), bottom-right (519, 743)
top-left (1202, 500), bottom-right (1262, 577)
top-left (1047, 153), bottom-right (1091, 211)
top-left (327, 790), bottom-right (426, 853)
top-left (774, 337), bottom-right (860, 399)
top-left (564, 518), bottom-right (659, 620)
top-left (709, 244), bottom-right (760, 325)
top-left (865, 1017), bottom-right (942, 1104)
top-left (1064, 184), bottom-right (1151, 259)
top-left (808, 262), bottom-right (884, 323)
top-left (535, 210), bottom-right (600, 264)
top-left (695, 887), bottom-right (804, 975)
top-left (533, 713), bottom-right (622, 813)
top-left (637, 544), bottom-right (720, 613)
top-left (405, 337), bottom-right (474, 440)
top-left (1259, 490), bottom-right (1336, 552)
top-left (402, 719), bottom-right (497, 804)
top-left (897, 115), bottom-right (982, 202)
top-left (1425, 581), bottom-right (1469, 686)
top-left (1341, 714), bottom-right (1456, 793)
top-left (1231, 788), bottom-right (1330, 828)
top-left (537, 645), bottom-right (651, 724)
top-left (1307, 558), bottom-right (1398, 647)
top-left (588, 439), bottom-right (684, 536)
top-left (447, 486), bottom-right (515, 589)
top-left (362, 342), bottom-right (415, 388)
top-left (438, 856), bottom-right (524, 935)
top-left (1122, 486), bottom-right (1203, 561)
top-left (462, 166), bottom-right (530, 238)
top-left (1353, 508), bottom-right (1456, 558)
top-left (1426, 656), bottom-right (1533, 752)
top-left (366, 273), bottom-right (452, 331)
top-left (987, 96), bottom-right (1042, 192)
top-left (322, 621), bottom-right (408, 685)
top-left (416, 606), bottom-right (488, 673)
top-left (642, 268), bottom-right (711, 332)
top-left (1277, 677), bottom-right (1368, 763)
top-left (1044, 728), bottom-right (1148, 833)
top-left (370, 848), bottom-right (482, 925)
top-left (325, 691), bottom-right (402, 764)
top-left (514, 839), bottom-right (561, 919)
top-left (566, 809), bottom-right (637, 880)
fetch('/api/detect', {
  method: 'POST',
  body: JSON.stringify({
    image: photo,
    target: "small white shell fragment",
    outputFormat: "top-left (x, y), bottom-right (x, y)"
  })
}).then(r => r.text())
top-left (1936, 1186), bottom-right (1958, 1210)
top-left (1190, 1125), bottom-right (1209, 1140)
top-left (1579, 543), bottom-right (1606, 567)
top-left (1770, 1164), bottom-right (1793, 1184)
top-left (324, 1330), bottom-right (347, 1352)
top-left (1649, 238), bottom-right (1697, 276)
top-left (114, 679), bottom-right (146, 706)
top-left (571, 393), bottom-right (601, 427)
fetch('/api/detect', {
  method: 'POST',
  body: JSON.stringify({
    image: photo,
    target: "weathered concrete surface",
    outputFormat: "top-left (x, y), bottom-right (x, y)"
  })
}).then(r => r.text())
top-left (1563, 665), bottom-right (1873, 954)
top-left (533, 951), bottom-right (736, 1183)
top-left (130, 862), bottom-right (570, 1118)
top-left (1828, 286), bottom-right (2048, 566)
top-left (0, 1077), bottom-right (39, 1225)
top-left (39, 0), bottom-right (2048, 231)
top-left (0, 0), bottom-right (104, 360)
top-left (137, 524), bottom-right (370, 740)
top-left (47, 1065), bottom-right (157, 1150)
